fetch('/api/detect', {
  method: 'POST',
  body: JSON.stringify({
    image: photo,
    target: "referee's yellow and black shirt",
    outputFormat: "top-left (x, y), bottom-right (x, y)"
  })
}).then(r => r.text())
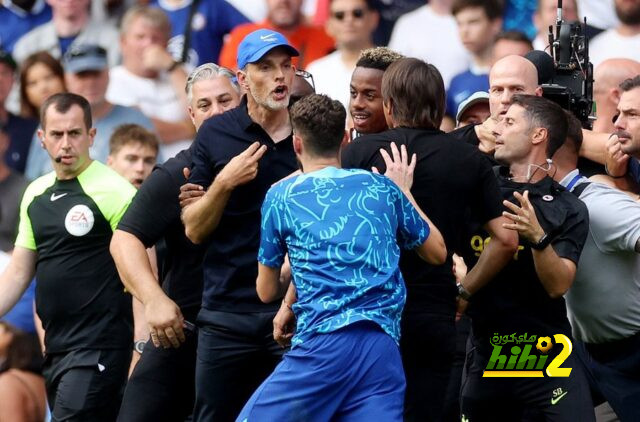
top-left (15, 161), bottom-right (136, 354)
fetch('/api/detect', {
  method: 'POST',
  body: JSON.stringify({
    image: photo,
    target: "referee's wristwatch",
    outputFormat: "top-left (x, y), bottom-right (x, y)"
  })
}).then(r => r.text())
top-left (531, 232), bottom-right (552, 250)
top-left (456, 282), bottom-right (472, 301)
top-left (134, 340), bottom-right (146, 354)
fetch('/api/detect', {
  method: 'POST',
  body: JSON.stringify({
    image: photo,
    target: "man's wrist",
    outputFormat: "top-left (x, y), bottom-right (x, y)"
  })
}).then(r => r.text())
top-left (457, 282), bottom-right (472, 301)
top-left (605, 162), bottom-right (626, 178)
top-left (531, 232), bottom-right (551, 250)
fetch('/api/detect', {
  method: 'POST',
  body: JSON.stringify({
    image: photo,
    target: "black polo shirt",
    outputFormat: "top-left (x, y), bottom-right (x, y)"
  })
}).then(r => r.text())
top-left (462, 171), bottom-right (589, 356)
top-left (117, 149), bottom-right (204, 321)
top-left (189, 98), bottom-right (297, 313)
top-left (341, 127), bottom-right (504, 315)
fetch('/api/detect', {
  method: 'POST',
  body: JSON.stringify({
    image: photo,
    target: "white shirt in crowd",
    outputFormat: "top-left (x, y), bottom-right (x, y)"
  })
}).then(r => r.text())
top-left (589, 29), bottom-right (640, 69)
top-left (106, 66), bottom-right (192, 161)
top-left (388, 4), bottom-right (470, 89)
top-left (307, 51), bottom-right (354, 112)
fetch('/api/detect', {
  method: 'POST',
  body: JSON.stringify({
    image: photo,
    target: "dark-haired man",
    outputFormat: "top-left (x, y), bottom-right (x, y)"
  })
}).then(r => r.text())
top-left (342, 57), bottom-right (518, 422)
top-left (239, 93), bottom-right (446, 421)
top-left (459, 94), bottom-right (594, 421)
top-left (0, 93), bottom-right (136, 420)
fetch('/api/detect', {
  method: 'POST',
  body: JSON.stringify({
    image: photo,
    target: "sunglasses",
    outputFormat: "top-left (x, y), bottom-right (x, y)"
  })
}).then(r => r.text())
top-left (332, 8), bottom-right (366, 21)
top-left (295, 69), bottom-right (315, 91)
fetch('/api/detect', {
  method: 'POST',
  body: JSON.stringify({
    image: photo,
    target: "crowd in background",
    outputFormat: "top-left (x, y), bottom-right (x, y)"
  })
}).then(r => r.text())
top-left (1, 0), bottom-right (640, 421)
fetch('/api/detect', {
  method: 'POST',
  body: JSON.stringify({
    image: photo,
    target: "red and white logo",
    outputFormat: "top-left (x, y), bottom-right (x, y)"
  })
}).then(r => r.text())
top-left (64, 204), bottom-right (94, 236)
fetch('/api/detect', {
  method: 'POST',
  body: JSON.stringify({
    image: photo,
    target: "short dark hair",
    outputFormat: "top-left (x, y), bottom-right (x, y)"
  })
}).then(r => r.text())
top-left (109, 124), bottom-right (159, 156)
top-left (290, 94), bottom-right (346, 158)
top-left (329, 0), bottom-right (376, 9)
top-left (452, 0), bottom-right (503, 20)
top-left (495, 30), bottom-right (534, 50)
top-left (40, 93), bottom-right (92, 131)
top-left (510, 94), bottom-right (568, 158)
top-left (620, 75), bottom-right (640, 92)
top-left (382, 57), bottom-right (445, 129)
top-left (355, 47), bottom-right (404, 72)
top-left (563, 110), bottom-right (583, 156)
top-left (0, 322), bottom-right (43, 375)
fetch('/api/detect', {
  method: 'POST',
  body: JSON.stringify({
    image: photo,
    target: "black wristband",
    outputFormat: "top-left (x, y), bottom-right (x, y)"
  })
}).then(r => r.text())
top-left (531, 232), bottom-right (552, 250)
top-left (457, 283), bottom-right (472, 301)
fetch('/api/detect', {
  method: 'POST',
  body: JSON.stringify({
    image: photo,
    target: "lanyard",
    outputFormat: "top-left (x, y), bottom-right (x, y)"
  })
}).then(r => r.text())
top-left (566, 173), bottom-right (583, 192)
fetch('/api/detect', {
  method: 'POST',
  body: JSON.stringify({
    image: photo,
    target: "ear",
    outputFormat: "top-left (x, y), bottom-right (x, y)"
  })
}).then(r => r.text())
top-left (368, 9), bottom-right (380, 31)
top-left (531, 127), bottom-right (547, 146)
top-left (188, 106), bottom-right (196, 126)
top-left (610, 87), bottom-right (622, 104)
top-left (37, 128), bottom-right (45, 148)
top-left (293, 133), bottom-right (303, 155)
top-left (88, 127), bottom-right (96, 148)
top-left (491, 18), bottom-right (503, 37)
top-left (383, 98), bottom-right (394, 128)
top-left (106, 154), bottom-right (114, 166)
top-left (534, 86), bottom-right (543, 97)
top-left (237, 69), bottom-right (250, 93)
top-left (340, 130), bottom-right (349, 148)
top-left (325, 14), bottom-right (337, 39)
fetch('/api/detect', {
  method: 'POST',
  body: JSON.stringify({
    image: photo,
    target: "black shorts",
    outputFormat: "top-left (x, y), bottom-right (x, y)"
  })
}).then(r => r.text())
top-left (117, 331), bottom-right (198, 422)
top-left (460, 337), bottom-right (595, 422)
top-left (43, 348), bottom-right (130, 422)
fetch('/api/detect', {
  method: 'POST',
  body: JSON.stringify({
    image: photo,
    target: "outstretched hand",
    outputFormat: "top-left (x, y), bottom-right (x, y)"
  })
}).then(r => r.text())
top-left (502, 190), bottom-right (545, 243)
top-left (372, 142), bottom-right (417, 193)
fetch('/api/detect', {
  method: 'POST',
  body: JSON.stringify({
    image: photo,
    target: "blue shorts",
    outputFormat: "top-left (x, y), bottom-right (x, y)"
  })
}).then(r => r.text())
top-left (236, 321), bottom-right (405, 422)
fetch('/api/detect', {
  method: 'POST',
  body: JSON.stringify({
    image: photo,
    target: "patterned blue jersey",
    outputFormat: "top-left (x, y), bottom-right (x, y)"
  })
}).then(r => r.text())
top-left (259, 167), bottom-right (430, 347)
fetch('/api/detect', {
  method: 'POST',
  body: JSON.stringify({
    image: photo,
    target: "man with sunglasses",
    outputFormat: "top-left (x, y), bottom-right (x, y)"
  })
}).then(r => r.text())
top-left (307, 0), bottom-right (378, 109)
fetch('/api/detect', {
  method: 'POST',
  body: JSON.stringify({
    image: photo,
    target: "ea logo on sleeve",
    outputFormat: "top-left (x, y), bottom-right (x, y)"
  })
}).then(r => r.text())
top-left (64, 204), bottom-right (94, 236)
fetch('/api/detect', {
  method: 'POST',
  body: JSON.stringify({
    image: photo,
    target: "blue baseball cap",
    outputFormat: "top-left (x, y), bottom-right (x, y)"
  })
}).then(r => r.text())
top-left (63, 44), bottom-right (108, 73)
top-left (237, 29), bottom-right (299, 70)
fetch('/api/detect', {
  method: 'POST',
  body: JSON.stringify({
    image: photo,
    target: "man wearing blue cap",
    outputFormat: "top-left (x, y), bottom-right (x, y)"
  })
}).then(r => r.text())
top-left (181, 28), bottom-right (300, 422)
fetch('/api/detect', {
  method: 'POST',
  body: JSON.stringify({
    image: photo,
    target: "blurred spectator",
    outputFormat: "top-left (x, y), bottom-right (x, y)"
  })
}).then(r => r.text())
top-left (501, 0), bottom-right (536, 39)
top-left (307, 0), bottom-right (378, 109)
top-left (152, 0), bottom-right (249, 68)
top-left (0, 129), bottom-right (28, 252)
top-left (491, 30), bottom-right (533, 65)
top-left (107, 6), bottom-right (194, 161)
top-left (218, 0), bottom-right (335, 70)
top-left (455, 91), bottom-right (490, 128)
top-left (577, 0), bottom-right (620, 32)
top-left (26, 45), bottom-right (155, 179)
top-left (12, 0), bottom-right (120, 67)
top-left (388, 0), bottom-right (469, 88)
top-left (107, 124), bottom-right (158, 188)
top-left (18, 52), bottom-right (66, 121)
top-left (593, 58), bottom-right (640, 133)
top-left (0, 0), bottom-right (51, 53)
top-left (0, 322), bottom-right (46, 422)
top-left (0, 50), bottom-right (38, 174)
top-left (533, 0), bottom-right (578, 52)
top-left (589, 0), bottom-right (640, 68)
top-left (446, 0), bottom-right (502, 119)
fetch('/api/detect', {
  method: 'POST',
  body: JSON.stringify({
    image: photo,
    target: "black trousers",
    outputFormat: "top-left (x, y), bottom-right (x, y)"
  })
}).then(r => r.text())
top-left (117, 330), bottom-right (198, 422)
top-left (460, 335), bottom-right (595, 422)
top-left (44, 348), bottom-right (130, 422)
top-left (400, 311), bottom-right (457, 422)
top-left (192, 310), bottom-right (284, 422)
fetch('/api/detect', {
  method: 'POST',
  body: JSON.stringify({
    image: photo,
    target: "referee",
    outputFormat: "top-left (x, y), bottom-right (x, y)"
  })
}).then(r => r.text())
top-left (0, 93), bottom-right (136, 420)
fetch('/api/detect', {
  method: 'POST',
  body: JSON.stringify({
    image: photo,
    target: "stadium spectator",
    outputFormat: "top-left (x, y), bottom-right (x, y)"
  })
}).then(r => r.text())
top-left (218, 0), bottom-right (335, 70)
top-left (18, 52), bottom-right (66, 121)
top-left (26, 44), bottom-right (154, 179)
top-left (532, 0), bottom-right (578, 52)
top-left (106, 6), bottom-right (194, 161)
top-left (589, 0), bottom-right (640, 67)
top-left (107, 124), bottom-right (158, 189)
top-left (389, 0), bottom-right (470, 88)
top-left (151, 0), bottom-right (249, 68)
top-left (447, 0), bottom-right (503, 120)
top-left (0, 49), bottom-right (38, 174)
top-left (491, 30), bottom-right (533, 65)
top-left (0, 128), bottom-right (28, 252)
top-left (12, 0), bottom-right (120, 66)
top-left (0, 0), bottom-right (51, 54)
top-left (307, 0), bottom-right (378, 109)
top-left (593, 58), bottom-right (640, 133)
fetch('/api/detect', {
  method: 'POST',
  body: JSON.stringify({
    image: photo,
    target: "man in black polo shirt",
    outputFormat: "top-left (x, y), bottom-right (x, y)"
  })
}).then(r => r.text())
top-left (182, 29), bottom-right (299, 422)
top-left (459, 94), bottom-right (594, 421)
top-left (111, 63), bottom-right (241, 421)
top-left (341, 57), bottom-right (518, 422)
